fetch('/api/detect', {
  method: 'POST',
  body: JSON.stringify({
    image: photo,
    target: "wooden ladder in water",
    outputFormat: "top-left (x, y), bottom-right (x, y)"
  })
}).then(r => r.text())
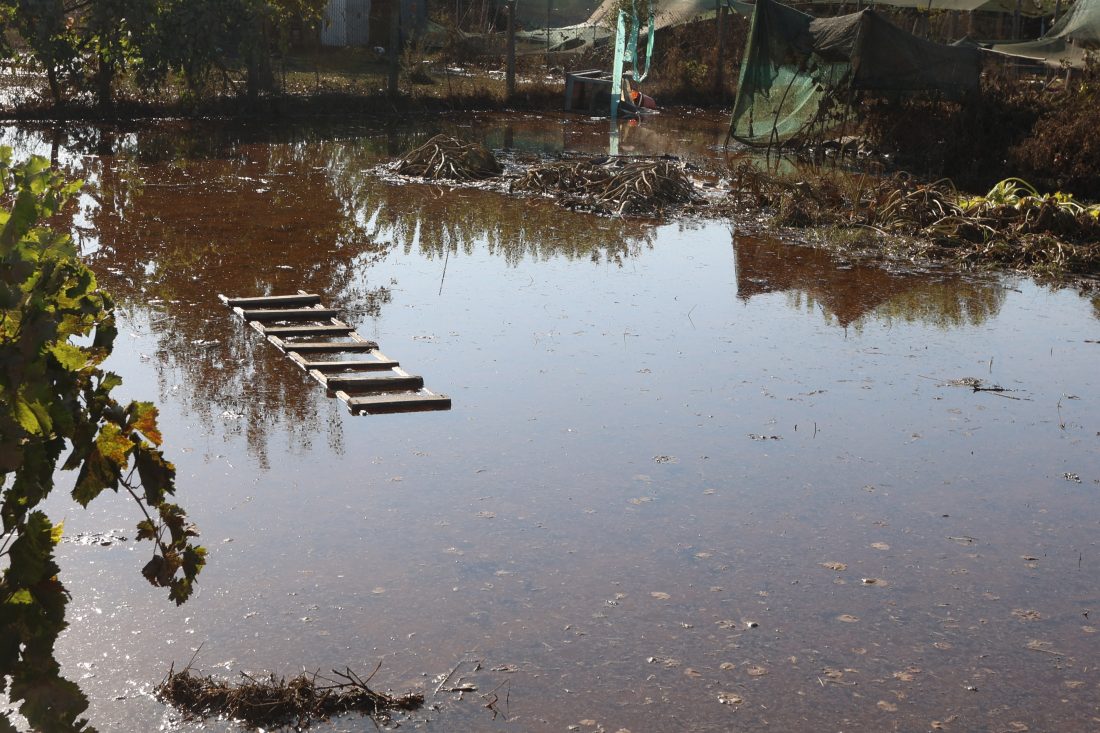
top-left (219, 292), bottom-right (451, 415)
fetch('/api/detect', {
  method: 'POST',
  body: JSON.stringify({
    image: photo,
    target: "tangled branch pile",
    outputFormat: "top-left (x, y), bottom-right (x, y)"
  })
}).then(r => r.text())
top-left (157, 664), bottom-right (423, 729)
top-left (512, 158), bottom-right (698, 217)
top-left (394, 134), bottom-right (502, 181)
top-left (731, 165), bottom-right (1100, 275)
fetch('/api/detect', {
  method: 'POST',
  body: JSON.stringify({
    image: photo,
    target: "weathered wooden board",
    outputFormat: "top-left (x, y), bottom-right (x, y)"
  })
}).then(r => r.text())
top-left (242, 307), bottom-right (339, 322)
top-left (293, 358), bottom-right (401, 372)
top-left (259, 323), bottom-right (355, 336)
top-left (275, 340), bottom-right (380, 353)
top-left (341, 392), bottom-right (452, 414)
top-left (220, 293), bottom-right (321, 308)
top-left (223, 292), bottom-right (449, 416)
top-left (317, 373), bottom-right (425, 392)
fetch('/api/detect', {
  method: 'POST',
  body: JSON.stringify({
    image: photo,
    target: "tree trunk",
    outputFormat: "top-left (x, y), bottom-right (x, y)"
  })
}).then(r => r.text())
top-left (246, 10), bottom-right (275, 101)
top-left (95, 57), bottom-right (114, 110)
top-left (47, 66), bottom-right (61, 106)
top-left (387, 8), bottom-right (401, 98)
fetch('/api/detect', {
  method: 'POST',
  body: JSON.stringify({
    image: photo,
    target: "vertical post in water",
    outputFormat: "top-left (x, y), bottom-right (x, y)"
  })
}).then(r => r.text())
top-left (388, 5), bottom-right (401, 97)
top-left (506, 0), bottom-right (517, 99)
top-left (1013, 0), bottom-right (1022, 38)
top-left (610, 8), bottom-right (627, 120)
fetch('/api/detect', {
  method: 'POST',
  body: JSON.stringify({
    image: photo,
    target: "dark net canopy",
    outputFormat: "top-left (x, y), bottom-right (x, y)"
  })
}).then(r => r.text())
top-left (729, 0), bottom-right (982, 146)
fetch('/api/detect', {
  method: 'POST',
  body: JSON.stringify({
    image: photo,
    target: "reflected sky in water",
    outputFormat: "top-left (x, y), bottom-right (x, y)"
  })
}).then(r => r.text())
top-left (3, 116), bottom-right (1099, 732)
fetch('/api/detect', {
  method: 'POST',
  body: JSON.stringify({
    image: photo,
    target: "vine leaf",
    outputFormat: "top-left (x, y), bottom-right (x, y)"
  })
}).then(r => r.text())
top-left (72, 447), bottom-right (118, 507)
top-left (128, 402), bottom-right (163, 446)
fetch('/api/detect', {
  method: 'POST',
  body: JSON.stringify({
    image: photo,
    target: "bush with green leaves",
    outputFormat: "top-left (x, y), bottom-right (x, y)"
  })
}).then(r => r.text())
top-left (0, 146), bottom-right (205, 731)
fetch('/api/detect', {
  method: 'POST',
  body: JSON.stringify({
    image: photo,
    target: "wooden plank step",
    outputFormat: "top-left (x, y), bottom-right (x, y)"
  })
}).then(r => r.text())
top-left (298, 359), bottom-right (400, 372)
top-left (222, 293), bottom-right (321, 308)
top-left (343, 392), bottom-right (452, 415)
top-left (242, 307), bottom-right (339, 322)
top-left (321, 373), bottom-right (424, 392)
top-left (279, 340), bottom-right (379, 353)
top-left (259, 323), bottom-right (354, 336)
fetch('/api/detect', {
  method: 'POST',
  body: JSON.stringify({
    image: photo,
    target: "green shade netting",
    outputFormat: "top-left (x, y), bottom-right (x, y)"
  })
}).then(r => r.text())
top-left (729, 0), bottom-right (981, 146)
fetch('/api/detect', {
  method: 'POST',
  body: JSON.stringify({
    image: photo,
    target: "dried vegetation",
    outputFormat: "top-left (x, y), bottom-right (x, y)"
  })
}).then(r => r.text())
top-left (395, 134), bottom-right (502, 180)
top-left (157, 662), bottom-right (423, 729)
top-left (730, 164), bottom-right (1100, 276)
top-left (393, 135), bottom-right (700, 218)
top-left (511, 158), bottom-right (699, 216)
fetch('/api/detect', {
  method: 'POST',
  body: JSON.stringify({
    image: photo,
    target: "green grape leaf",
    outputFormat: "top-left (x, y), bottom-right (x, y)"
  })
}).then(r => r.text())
top-left (48, 342), bottom-right (88, 372)
top-left (72, 447), bottom-right (118, 506)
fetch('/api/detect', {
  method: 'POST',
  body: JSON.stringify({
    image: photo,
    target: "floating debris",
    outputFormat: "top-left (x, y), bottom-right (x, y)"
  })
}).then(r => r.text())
top-left (62, 529), bottom-right (129, 546)
top-left (394, 134), bottom-right (501, 181)
top-left (157, 664), bottom-right (422, 729)
top-left (511, 158), bottom-right (698, 217)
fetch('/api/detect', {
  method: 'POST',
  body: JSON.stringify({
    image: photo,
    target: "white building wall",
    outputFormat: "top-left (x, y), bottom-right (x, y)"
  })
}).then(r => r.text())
top-left (321, 0), bottom-right (348, 46)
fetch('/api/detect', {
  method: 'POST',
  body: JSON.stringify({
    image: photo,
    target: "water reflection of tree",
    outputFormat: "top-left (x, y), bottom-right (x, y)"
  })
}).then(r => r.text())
top-left (40, 122), bottom-right (655, 466)
top-left (358, 179), bottom-right (656, 266)
top-left (734, 234), bottom-right (1005, 329)
top-left (52, 124), bottom-right (407, 469)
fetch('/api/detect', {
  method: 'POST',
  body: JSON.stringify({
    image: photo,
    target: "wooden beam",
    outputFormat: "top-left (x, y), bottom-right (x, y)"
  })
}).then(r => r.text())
top-left (342, 392), bottom-right (452, 414)
top-left (221, 293), bottom-right (321, 307)
top-left (296, 359), bottom-right (400, 372)
top-left (321, 373), bottom-right (424, 392)
top-left (277, 340), bottom-right (380, 353)
top-left (259, 323), bottom-right (354, 336)
top-left (242, 307), bottom-right (339, 322)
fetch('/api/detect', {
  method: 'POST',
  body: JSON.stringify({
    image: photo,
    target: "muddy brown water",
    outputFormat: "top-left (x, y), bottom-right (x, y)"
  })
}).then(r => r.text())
top-left (3, 113), bottom-right (1099, 732)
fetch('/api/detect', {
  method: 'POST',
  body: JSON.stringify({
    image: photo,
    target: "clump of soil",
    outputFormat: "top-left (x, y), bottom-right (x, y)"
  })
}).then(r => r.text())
top-left (394, 134), bottom-right (502, 181)
top-left (512, 158), bottom-right (699, 217)
top-left (157, 663), bottom-right (423, 729)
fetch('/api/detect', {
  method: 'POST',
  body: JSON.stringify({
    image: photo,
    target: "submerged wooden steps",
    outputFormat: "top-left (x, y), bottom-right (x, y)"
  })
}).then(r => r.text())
top-left (219, 292), bottom-right (450, 416)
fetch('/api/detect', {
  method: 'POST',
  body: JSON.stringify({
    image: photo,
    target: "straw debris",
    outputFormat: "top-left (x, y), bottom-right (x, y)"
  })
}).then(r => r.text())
top-left (394, 134), bottom-right (502, 181)
top-left (512, 158), bottom-right (699, 217)
top-left (157, 662), bottom-right (423, 729)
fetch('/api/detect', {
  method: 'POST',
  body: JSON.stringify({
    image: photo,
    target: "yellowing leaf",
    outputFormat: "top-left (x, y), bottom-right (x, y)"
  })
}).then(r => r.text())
top-left (95, 423), bottom-right (131, 467)
top-left (129, 401), bottom-right (163, 446)
top-left (50, 520), bottom-right (64, 546)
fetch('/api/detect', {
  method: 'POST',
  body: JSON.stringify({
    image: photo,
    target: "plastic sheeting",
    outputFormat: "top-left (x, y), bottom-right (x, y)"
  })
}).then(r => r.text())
top-left (515, 0), bottom-right (753, 53)
top-left (805, 0), bottom-right (1057, 19)
top-left (983, 0), bottom-right (1099, 67)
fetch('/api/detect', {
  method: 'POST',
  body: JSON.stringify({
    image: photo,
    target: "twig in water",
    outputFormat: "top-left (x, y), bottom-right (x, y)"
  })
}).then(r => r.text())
top-left (439, 247), bottom-right (450, 296)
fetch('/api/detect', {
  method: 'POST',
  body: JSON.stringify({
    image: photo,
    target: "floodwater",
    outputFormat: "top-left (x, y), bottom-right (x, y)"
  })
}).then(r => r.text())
top-left (3, 113), bottom-right (1099, 732)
